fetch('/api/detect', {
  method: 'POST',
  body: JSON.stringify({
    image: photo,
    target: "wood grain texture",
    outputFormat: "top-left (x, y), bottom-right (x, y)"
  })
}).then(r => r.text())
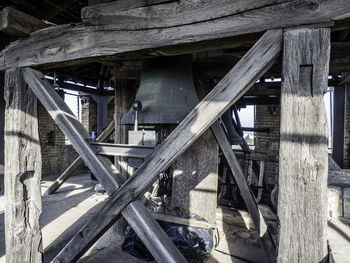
top-left (23, 68), bottom-right (186, 263)
top-left (85, 0), bottom-right (172, 16)
top-left (1, 0), bottom-right (349, 70)
top-left (172, 129), bottom-right (218, 224)
top-left (81, 0), bottom-right (290, 27)
top-left (0, 7), bottom-right (49, 37)
top-left (52, 30), bottom-right (282, 261)
top-left (114, 80), bottom-right (136, 177)
top-left (4, 68), bottom-right (43, 263)
top-left (277, 28), bottom-right (330, 263)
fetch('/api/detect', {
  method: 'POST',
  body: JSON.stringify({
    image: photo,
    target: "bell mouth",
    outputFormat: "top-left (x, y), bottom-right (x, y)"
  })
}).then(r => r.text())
top-left (122, 55), bottom-right (199, 125)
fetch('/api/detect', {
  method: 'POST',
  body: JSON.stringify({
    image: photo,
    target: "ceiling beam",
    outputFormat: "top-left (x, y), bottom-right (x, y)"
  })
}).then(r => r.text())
top-left (0, 7), bottom-right (49, 37)
top-left (1, 0), bottom-right (350, 70)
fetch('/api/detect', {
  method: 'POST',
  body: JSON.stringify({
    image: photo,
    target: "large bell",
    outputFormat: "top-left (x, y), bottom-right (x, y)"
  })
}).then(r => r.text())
top-left (121, 55), bottom-right (199, 125)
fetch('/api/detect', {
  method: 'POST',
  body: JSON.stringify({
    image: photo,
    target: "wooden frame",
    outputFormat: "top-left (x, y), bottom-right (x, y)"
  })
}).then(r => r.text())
top-left (21, 29), bottom-right (282, 263)
top-left (2, 0), bottom-right (341, 262)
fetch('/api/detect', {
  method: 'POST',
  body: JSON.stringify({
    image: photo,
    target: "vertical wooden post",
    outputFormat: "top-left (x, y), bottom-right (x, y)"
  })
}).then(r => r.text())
top-left (4, 68), bottom-right (43, 263)
top-left (0, 73), bottom-right (4, 193)
top-left (278, 28), bottom-right (330, 262)
top-left (172, 129), bottom-right (218, 224)
top-left (114, 79), bottom-right (136, 176)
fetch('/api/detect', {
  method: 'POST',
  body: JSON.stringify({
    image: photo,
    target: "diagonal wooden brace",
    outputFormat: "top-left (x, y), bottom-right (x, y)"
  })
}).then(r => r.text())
top-left (45, 119), bottom-right (116, 195)
top-left (50, 29), bottom-right (282, 262)
top-left (195, 81), bottom-right (276, 261)
top-left (23, 68), bottom-right (187, 263)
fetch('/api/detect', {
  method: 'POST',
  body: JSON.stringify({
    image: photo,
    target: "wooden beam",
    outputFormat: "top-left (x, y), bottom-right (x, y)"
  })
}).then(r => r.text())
top-left (44, 119), bottom-right (115, 196)
top-left (92, 142), bottom-right (154, 158)
top-left (1, 0), bottom-right (350, 70)
top-left (0, 74), bottom-right (4, 193)
top-left (114, 79), bottom-right (136, 177)
top-left (81, 0), bottom-right (349, 29)
top-left (50, 29), bottom-right (282, 261)
top-left (4, 68), bottom-right (43, 263)
top-left (278, 28), bottom-right (330, 262)
top-left (0, 7), bottom-right (49, 37)
top-left (81, 0), bottom-right (290, 26)
top-left (22, 68), bottom-right (187, 263)
top-left (87, 0), bottom-right (172, 12)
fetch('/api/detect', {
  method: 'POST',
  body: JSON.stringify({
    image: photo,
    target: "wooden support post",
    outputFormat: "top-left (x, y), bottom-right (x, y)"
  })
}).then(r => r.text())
top-left (4, 68), bottom-right (43, 263)
top-left (278, 28), bottom-right (330, 262)
top-left (172, 129), bottom-right (218, 224)
top-left (52, 29), bottom-right (282, 260)
top-left (0, 73), bottom-right (4, 193)
top-left (114, 79), bottom-right (136, 176)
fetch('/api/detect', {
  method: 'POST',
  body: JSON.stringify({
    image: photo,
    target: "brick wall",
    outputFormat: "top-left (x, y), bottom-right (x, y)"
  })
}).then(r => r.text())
top-left (254, 104), bottom-right (280, 185)
top-left (81, 95), bottom-right (97, 134)
top-left (345, 97), bottom-right (350, 168)
top-left (38, 102), bottom-right (68, 177)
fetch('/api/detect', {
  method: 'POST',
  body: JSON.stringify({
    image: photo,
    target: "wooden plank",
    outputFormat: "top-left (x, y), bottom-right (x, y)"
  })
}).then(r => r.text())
top-left (4, 68), bottom-right (43, 263)
top-left (50, 30), bottom-right (282, 261)
top-left (0, 7), bottom-right (49, 37)
top-left (1, 0), bottom-right (349, 70)
top-left (81, 0), bottom-right (290, 26)
top-left (0, 73), bottom-right (4, 193)
top-left (92, 142), bottom-right (154, 158)
top-left (44, 119), bottom-right (115, 195)
top-left (23, 68), bottom-right (187, 263)
top-left (86, 0), bottom-right (172, 13)
top-left (278, 28), bottom-right (330, 263)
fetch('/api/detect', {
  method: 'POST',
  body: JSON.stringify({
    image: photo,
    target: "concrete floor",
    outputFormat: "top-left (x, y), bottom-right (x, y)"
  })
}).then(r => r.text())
top-left (0, 173), bottom-right (348, 262)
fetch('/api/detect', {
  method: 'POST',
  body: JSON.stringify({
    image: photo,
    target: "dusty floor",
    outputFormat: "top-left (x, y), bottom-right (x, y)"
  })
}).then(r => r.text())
top-left (0, 173), bottom-right (349, 262)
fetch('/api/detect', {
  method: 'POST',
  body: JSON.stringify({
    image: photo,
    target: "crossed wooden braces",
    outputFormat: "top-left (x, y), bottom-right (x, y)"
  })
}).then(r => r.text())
top-left (22, 29), bottom-right (282, 263)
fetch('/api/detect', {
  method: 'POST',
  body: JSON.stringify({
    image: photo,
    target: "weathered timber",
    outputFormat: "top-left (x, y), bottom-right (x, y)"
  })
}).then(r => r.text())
top-left (0, 73), bottom-right (4, 192)
top-left (44, 119), bottom-right (115, 196)
top-left (277, 28), bottom-right (330, 263)
top-left (92, 142), bottom-right (154, 158)
top-left (86, 0), bottom-right (172, 15)
top-left (4, 68), bottom-right (43, 263)
top-left (50, 30), bottom-right (282, 260)
top-left (23, 68), bottom-right (187, 263)
top-left (82, 0), bottom-right (289, 26)
top-left (0, 7), bottom-right (49, 37)
top-left (172, 129), bottom-right (218, 224)
top-left (114, 79), bottom-right (136, 177)
top-left (81, 0), bottom-right (348, 30)
top-left (1, 0), bottom-right (349, 70)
